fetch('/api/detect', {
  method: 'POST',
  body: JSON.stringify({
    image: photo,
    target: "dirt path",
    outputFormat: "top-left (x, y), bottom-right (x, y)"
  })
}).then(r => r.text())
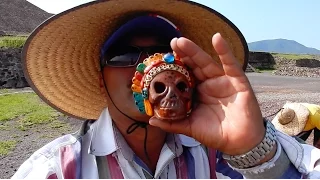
top-left (0, 115), bottom-right (82, 178)
top-left (1, 74), bottom-right (320, 178)
top-left (247, 72), bottom-right (320, 92)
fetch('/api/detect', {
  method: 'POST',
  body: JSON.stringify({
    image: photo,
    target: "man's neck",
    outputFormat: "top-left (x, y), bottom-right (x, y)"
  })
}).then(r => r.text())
top-left (113, 118), bottom-right (166, 173)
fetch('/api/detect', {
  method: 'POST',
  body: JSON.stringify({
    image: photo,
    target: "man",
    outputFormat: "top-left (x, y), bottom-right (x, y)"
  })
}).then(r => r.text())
top-left (272, 102), bottom-right (320, 148)
top-left (13, 0), bottom-right (320, 179)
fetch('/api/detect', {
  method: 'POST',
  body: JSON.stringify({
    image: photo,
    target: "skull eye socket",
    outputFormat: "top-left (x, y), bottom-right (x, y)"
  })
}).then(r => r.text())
top-left (176, 81), bottom-right (188, 92)
top-left (154, 82), bottom-right (166, 94)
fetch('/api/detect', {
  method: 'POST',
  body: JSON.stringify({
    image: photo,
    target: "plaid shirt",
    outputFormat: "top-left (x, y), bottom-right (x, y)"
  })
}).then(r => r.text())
top-left (12, 109), bottom-right (320, 179)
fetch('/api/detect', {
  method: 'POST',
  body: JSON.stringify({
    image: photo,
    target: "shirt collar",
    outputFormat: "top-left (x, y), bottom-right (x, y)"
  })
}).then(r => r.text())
top-left (89, 108), bottom-right (201, 159)
top-left (89, 108), bottom-right (117, 156)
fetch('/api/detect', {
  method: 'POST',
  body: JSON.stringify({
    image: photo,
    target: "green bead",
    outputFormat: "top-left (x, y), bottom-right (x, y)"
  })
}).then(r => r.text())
top-left (136, 63), bottom-right (146, 73)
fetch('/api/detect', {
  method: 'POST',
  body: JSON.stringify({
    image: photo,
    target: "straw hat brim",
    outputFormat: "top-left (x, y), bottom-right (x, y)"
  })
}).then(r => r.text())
top-left (23, 0), bottom-right (249, 120)
top-left (272, 103), bottom-right (310, 136)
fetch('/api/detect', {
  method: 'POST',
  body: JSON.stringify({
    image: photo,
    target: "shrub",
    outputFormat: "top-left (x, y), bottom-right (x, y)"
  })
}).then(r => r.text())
top-left (0, 36), bottom-right (27, 48)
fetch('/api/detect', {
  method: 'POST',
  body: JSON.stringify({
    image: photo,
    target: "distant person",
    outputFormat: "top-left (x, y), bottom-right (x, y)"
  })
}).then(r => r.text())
top-left (12, 0), bottom-right (320, 179)
top-left (272, 102), bottom-right (320, 148)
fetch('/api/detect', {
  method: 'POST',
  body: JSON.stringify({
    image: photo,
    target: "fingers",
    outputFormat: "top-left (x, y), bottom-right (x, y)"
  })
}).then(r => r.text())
top-left (171, 37), bottom-right (224, 80)
top-left (149, 116), bottom-right (191, 136)
top-left (171, 33), bottom-right (246, 80)
top-left (212, 33), bottom-right (244, 77)
top-left (197, 78), bottom-right (238, 99)
top-left (171, 37), bottom-right (211, 68)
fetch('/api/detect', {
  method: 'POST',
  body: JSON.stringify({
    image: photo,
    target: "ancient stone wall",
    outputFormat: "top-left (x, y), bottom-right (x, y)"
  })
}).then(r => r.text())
top-left (296, 59), bottom-right (320, 68)
top-left (248, 52), bottom-right (276, 69)
top-left (0, 47), bottom-right (28, 88)
top-left (273, 57), bottom-right (320, 77)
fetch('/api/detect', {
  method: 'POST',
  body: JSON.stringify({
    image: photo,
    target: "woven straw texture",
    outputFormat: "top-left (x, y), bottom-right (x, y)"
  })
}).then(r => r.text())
top-left (272, 103), bottom-right (310, 136)
top-left (23, 0), bottom-right (248, 120)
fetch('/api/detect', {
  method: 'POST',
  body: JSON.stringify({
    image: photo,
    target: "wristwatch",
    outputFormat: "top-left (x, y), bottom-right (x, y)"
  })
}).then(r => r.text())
top-left (222, 120), bottom-right (277, 169)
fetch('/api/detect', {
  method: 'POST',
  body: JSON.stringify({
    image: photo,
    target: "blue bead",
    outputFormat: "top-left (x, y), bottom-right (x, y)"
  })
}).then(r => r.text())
top-left (133, 92), bottom-right (146, 113)
top-left (142, 88), bottom-right (148, 99)
top-left (133, 92), bottom-right (143, 101)
top-left (163, 53), bottom-right (175, 64)
top-left (138, 107), bottom-right (145, 113)
top-left (137, 101), bottom-right (144, 106)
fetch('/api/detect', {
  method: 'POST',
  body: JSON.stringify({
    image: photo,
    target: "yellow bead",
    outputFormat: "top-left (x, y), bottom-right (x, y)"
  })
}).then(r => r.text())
top-left (132, 77), bottom-right (141, 86)
top-left (144, 99), bottom-right (153, 116)
top-left (131, 84), bottom-right (141, 93)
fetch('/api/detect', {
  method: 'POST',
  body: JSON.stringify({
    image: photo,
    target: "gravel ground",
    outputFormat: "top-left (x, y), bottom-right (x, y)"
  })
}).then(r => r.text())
top-left (1, 73), bottom-right (320, 178)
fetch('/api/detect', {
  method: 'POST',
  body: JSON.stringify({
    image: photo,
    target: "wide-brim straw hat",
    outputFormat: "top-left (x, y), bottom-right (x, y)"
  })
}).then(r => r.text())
top-left (23, 0), bottom-right (249, 120)
top-left (272, 103), bottom-right (310, 136)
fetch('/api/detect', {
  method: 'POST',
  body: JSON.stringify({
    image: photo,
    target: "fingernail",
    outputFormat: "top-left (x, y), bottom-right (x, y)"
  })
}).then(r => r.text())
top-left (149, 119), bottom-right (156, 126)
top-left (214, 32), bottom-right (221, 37)
top-left (171, 37), bottom-right (178, 41)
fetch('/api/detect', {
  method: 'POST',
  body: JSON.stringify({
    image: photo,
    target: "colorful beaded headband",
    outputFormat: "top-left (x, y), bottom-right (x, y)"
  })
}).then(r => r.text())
top-left (131, 52), bottom-right (194, 116)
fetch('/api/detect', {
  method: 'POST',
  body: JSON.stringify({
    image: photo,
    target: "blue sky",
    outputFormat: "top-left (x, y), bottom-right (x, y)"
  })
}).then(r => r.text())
top-left (27, 0), bottom-right (320, 50)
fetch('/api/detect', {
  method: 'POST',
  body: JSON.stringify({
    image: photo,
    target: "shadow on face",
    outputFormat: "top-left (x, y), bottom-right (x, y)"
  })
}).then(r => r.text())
top-left (103, 36), bottom-right (164, 121)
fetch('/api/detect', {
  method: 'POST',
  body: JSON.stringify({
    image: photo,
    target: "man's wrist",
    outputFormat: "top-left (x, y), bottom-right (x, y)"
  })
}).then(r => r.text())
top-left (222, 120), bottom-right (277, 169)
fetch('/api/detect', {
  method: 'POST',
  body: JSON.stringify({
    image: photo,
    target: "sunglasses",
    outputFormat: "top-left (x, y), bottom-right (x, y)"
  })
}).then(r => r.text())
top-left (104, 45), bottom-right (172, 67)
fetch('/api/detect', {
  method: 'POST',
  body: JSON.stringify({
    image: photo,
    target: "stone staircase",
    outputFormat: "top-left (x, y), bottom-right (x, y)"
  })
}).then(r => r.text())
top-left (245, 63), bottom-right (257, 73)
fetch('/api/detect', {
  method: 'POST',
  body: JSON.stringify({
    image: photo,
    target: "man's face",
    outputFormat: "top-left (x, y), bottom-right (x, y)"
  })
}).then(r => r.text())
top-left (103, 36), bottom-right (161, 121)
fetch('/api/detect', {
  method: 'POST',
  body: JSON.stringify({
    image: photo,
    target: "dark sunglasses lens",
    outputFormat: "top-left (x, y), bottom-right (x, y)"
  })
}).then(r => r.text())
top-left (107, 46), bottom-right (140, 67)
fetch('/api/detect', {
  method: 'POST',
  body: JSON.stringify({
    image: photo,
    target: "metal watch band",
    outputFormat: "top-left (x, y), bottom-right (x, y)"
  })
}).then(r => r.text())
top-left (222, 120), bottom-right (277, 169)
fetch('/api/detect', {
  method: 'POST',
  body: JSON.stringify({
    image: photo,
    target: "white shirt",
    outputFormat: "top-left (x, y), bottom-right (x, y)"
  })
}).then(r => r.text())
top-left (12, 109), bottom-right (320, 179)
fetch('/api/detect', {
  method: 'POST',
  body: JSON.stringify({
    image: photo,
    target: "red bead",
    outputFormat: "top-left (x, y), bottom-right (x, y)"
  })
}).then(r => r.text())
top-left (134, 71), bottom-right (143, 81)
top-left (174, 60), bottom-right (184, 67)
top-left (132, 77), bottom-right (140, 86)
top-left (140, 76), bottom-right (145, 87)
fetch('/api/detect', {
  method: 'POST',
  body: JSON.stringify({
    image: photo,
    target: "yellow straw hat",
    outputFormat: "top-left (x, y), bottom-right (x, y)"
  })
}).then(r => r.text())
top-left (272, 102), bottom-right (310, 136)
top-left (22, 0), bottom-right (249, 120)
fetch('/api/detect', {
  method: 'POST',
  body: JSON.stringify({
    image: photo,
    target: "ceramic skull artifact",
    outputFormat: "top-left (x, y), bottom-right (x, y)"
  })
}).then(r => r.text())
top-left (131, 52), bottom-right (194, 121)
top-left (149, 69), bottom-right (192, 120)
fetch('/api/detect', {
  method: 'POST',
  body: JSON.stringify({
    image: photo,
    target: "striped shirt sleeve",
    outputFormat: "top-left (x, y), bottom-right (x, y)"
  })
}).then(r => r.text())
top-left (11, 135), bottom-right (80, 179)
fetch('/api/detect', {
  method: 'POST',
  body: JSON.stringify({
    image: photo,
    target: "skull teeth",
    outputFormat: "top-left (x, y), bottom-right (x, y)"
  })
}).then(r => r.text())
top-left (161, 101), bottom-right (180, 108)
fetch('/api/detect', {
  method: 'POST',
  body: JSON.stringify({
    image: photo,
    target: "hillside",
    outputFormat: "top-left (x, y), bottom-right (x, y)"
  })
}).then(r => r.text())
top-left (248, 39), bottom-right (320, 55)
top-left (0, 0), bottom-right (53, 35)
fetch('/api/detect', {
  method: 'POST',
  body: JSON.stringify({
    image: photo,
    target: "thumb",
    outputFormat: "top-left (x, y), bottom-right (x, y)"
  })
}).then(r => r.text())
top-left (149, 116), bottom-right (191, 136)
